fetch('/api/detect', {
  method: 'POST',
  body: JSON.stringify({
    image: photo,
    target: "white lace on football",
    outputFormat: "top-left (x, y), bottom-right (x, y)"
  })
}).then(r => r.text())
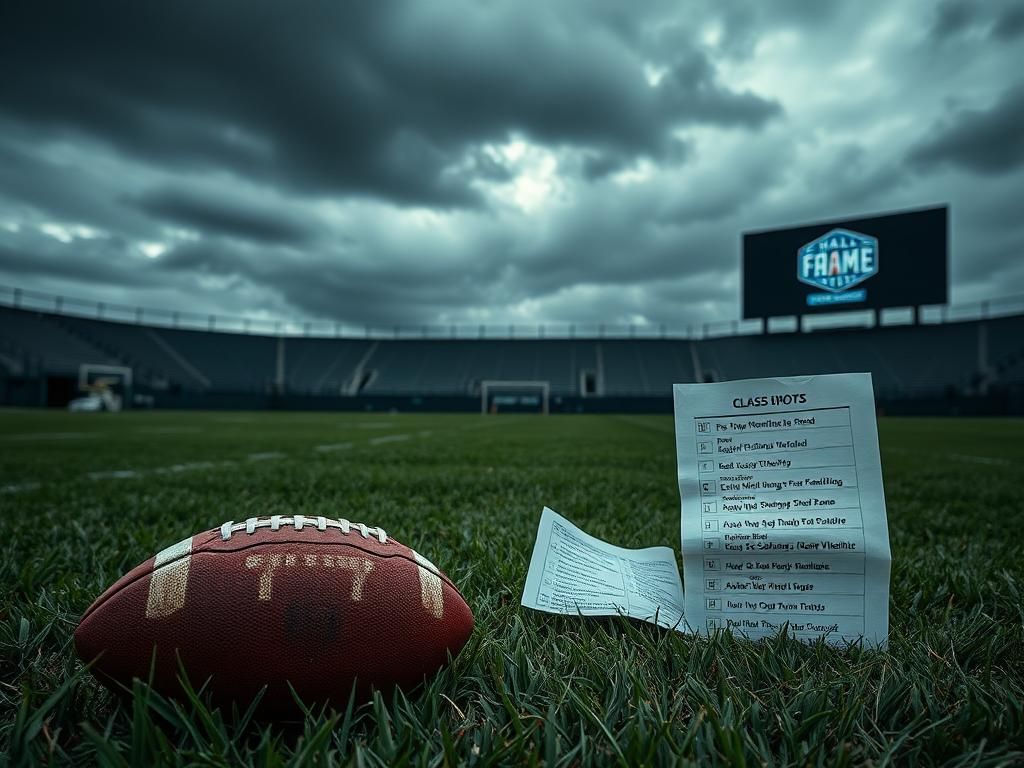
top-left (219, 515), bottom-right (387, 544)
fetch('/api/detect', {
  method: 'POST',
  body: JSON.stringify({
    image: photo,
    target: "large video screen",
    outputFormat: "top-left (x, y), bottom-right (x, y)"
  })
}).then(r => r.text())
top-left (742, 206), bottom-right (948, 318)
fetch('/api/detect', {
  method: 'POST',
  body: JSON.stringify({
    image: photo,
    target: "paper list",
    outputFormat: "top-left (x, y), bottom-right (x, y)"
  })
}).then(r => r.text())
top-left (697, 406), bottom-right (866, 638)
top-left (676, 374), bottom-right (890, 647)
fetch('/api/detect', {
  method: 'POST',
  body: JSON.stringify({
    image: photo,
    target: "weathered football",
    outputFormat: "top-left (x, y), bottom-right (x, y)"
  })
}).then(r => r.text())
top-left (75, 515), bottom-right (473, 711)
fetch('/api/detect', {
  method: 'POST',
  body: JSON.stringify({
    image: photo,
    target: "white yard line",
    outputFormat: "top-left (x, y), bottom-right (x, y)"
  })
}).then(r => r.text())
top-left (19, 425), bottom-right (441, 490)
top-left (152, 461), bottom-right (228, 474)
top-left (370, 434), bottom-right (410, 445)
top-left (88, 469), bottom-right (142, 480)
top-left (314, 442), bottom-right (353, 453)
top-left (1, 482), bottom-right (41, 494)
top-left (89, 460), bottom-right (240, 482)
top-left (946, 453), bottom-right (1012, 466)
top-left (135, 426), bottom-right (202, 435)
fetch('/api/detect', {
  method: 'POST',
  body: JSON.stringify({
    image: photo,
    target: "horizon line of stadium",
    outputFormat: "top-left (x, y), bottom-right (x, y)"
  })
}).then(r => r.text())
top-left (2, 284), bottom-right (1023, 416)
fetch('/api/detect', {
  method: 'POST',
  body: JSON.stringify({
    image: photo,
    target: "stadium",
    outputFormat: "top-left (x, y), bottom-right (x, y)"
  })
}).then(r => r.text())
top-left (3, 2), bottom-right (1023, 766)
top-left (3, 284), bottom-right (1024, 416)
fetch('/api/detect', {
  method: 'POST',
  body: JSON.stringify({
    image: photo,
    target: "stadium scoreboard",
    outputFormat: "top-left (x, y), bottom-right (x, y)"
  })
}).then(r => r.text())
top-left (742, 206), bottom-right (948, 319)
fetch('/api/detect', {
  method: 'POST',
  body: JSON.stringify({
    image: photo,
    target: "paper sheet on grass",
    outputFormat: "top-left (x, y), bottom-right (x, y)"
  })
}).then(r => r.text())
top-left (673, 372), bottom-right (891, 647)
top-left (521, 507), bottom-right (685, 631)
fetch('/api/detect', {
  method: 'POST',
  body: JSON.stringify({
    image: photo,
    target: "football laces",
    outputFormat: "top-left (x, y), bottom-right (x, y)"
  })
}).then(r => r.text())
top-left (219, 515), bottom-right (388, 544)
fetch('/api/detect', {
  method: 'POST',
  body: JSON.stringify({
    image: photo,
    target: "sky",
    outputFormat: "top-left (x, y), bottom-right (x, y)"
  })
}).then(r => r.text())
top-left (1, 0), bottom-right (1022, 331)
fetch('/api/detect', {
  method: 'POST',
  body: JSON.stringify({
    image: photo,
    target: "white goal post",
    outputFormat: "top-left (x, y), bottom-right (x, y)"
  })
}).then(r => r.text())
top-left (480, 380), bottom-right (550, 415)
top-left (75, 363), bottom-right (133, 412)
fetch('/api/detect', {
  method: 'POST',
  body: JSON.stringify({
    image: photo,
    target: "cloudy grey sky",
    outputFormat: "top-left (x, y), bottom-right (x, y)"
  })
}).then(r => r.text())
top-left (1, 0), bottom-right (1022, 329)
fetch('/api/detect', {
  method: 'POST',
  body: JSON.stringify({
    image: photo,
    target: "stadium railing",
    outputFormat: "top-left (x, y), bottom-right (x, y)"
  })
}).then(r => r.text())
top-left (2, 283), bottom-right (1023, 341)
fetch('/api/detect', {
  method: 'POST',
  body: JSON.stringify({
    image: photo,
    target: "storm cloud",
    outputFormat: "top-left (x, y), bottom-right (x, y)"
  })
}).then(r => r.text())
top-left (0, 0), bottom-right (1020, 328)
top-left (909, 83), bottom-right (1024, 175)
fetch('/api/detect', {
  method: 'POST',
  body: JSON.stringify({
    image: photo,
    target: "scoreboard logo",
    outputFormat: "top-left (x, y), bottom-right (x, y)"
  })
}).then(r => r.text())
top-left (797, 228), bottom-right (878, 307)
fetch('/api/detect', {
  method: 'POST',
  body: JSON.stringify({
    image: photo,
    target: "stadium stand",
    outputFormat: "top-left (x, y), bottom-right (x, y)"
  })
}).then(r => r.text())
top-left (283, 337), bottom-right (373, 395)
top-left (2, 302), bottom-right (1023, 412)
top-left (0, 306), bottom-right (116, 375)
top-left (62, 315), bottom-right (211, 390)
top-left (153, 328), bottom-right (277, 391)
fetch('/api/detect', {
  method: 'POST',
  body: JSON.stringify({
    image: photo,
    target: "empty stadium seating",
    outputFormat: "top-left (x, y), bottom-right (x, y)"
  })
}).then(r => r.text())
top-left (0, 306), bottom-right (116, 375)
top-left (1, 305), bottom-right (1021, 400)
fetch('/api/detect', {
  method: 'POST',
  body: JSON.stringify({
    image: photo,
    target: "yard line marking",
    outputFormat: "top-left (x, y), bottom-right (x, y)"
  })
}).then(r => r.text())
top-left (314, 442), bottom-right (353, 453)
top-left (247, 451), bottom-right (286, 461)
top-left (89, 469), bottom-right (141, 480)
top-left (1, 431), bottom-right (99, 441)
top-left (136, 426), bottom-right (202, 434)
top-left (370, 434), bottom-right (410, 445)
top-left (356, 422), bottom-right (395, 429)
top-left (1, 482), bottom-right (41, 494)
top-left (88, 460), bottom-right (238, 482)
top-left (152, 461), bottom-right (224, 474)
top-left (947, 453), bottom-right (1012, 466)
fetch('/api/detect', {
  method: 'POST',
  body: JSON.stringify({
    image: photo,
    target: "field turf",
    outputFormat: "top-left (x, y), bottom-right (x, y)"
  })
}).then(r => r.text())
top-left (1, 410), bottom-right (1022, 766)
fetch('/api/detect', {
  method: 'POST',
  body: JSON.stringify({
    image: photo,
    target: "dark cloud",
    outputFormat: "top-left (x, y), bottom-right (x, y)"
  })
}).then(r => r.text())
top-left (0, 0), bottom-right (1021, 328)
top-left (581, 151), bottom-right (632, 181)
top-left (908, 84), bottom-right (1024, 175)
top-left (0, 240), bottom-right (151, 289)
top-left (929, 0), bottom-right (975, 40)
top-left (992, 6), bottom-right (1024, 40)
top-left (926, 0), bottom-right (1024, 44)
top-left (657, 54), bottom-right (781, 128)
top-left (0, 0), bottom-right (778, 210)
top-left (0, 136), bottom-right (147, 237)
top-left (134, 188), bottom-right (314, 245)
top-left (153, 242), bottom-right (250, 277)
top-left (700, 1), bottom-right (845, 61)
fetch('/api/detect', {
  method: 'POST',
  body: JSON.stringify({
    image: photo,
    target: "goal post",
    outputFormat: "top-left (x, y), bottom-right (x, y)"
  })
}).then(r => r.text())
top-left (76, 363), bottom-right (133, 412)
top-left (480, 380), bottom-right (550, 415)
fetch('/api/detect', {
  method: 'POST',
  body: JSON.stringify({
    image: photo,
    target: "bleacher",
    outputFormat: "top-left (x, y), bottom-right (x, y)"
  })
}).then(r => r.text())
top-left (65, 315), bottom-right (210, 389)
top-left (0, 306), bottom-right (116, 375)
top-left (283, 337), bottom-right (373, 395)
top-left (1, 304), bottom-right (1022, 403)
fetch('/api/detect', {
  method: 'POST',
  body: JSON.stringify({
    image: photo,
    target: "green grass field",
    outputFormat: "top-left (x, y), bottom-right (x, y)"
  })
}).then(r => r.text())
top-left (1, 410), bottom-right (1022, 766)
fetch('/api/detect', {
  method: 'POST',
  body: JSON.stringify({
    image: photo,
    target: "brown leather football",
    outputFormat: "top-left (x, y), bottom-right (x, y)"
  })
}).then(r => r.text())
top-left (75, 515), bottom-right (473, 711)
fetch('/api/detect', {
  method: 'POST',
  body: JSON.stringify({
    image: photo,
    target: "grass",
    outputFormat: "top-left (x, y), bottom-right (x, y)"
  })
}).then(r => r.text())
top-left (0, 409), bottom-right (1022, 766)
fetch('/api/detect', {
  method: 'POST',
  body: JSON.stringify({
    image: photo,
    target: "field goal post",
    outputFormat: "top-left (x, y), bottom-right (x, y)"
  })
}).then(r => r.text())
top-left (78, 363), bottom-right (133, 411)
top-left (481, 380), bottom-right (550, 415)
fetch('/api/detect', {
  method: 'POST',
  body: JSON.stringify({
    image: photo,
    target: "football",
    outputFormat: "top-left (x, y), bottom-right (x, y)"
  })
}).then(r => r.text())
top-left (75, 515), bottom-right (474, 712)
